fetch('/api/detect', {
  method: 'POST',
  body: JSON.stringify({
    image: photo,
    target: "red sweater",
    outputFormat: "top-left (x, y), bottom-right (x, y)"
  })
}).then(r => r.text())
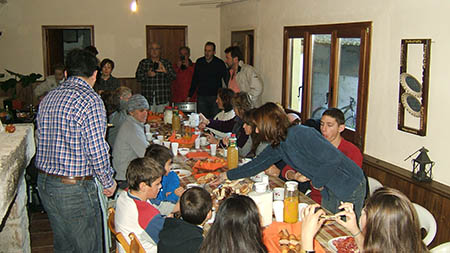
top-left (281, 138), bottom-right (362, 204)
top-left (172, 63), bottom-right (196, 102)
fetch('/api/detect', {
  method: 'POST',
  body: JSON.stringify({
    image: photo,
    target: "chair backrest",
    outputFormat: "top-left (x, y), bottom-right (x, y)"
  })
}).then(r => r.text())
top-left (108, 207), bottom-right (130, 252)
top-left (367, 177), bottom-right (383, 196)
top-left (430, 241), bottom-right (450, 253)
top-left (413, 203), bottom-right (437, 246)
top-left (129, 232), bottom-right (146, 253)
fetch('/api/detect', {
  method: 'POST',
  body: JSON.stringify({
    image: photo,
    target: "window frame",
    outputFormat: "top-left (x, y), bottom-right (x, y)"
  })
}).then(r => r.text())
top-left (282, 21), bottom-right (372, 150)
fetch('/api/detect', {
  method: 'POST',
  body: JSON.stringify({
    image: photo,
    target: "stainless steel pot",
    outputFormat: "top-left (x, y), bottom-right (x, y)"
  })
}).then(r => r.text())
top-left (174, 102), bottom-right (197, 113)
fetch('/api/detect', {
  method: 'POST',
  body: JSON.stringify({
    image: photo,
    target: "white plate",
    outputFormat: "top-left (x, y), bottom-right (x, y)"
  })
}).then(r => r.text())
top-left (172, 169), bottom-right (191, 178)
top-left (328, 236), bottom-right (358, 253)
top-left (170, 163), bottom-right (183, 170)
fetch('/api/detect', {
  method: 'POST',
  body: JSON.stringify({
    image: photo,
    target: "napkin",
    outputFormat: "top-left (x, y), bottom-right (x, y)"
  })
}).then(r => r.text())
top-left (263, 222), bottom-right (325, 253)
top-left (185, 151), bottom-right (211, 159)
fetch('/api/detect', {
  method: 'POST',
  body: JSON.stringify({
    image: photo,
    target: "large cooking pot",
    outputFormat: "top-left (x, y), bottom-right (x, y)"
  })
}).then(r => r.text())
top-left (174, 102), bottom-right (197, 113)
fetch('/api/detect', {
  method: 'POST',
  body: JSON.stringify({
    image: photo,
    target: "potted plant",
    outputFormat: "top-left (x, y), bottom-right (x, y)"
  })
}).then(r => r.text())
top-left (0, 69), bottom-right (42, 110)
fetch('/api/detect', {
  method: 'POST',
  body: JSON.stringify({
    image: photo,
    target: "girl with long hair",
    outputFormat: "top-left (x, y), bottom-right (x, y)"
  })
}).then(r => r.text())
top-left (215, 102), bottom-right (366, 217)
top-left (199, 194), bottom-right (267, 253)
top-left (301, 187), bottom-right (428, 252)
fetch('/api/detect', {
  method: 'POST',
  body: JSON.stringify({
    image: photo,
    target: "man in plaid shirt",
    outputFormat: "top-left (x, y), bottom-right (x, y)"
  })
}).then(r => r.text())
top-left (36, 49), bottom-right (116, 252)
top-left (136, 42), bottom-right (176, 112)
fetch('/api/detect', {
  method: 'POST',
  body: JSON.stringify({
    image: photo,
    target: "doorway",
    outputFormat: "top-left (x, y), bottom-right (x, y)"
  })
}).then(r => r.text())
top-left (42, 26), bottom-right (94, 76)
top-left (146, 26), bottom-right (187, 65)
top-left (231, 30), bottom-right (254, 66)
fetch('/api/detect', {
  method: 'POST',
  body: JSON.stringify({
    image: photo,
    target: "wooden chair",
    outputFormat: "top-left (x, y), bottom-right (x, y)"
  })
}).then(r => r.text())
top-left (129, 232), bottom-right (146, 253)
top-left (107, 207), bottom-right (130, 252)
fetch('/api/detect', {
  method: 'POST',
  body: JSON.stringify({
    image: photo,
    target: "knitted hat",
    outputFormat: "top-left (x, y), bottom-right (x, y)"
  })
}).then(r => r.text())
top-left (127, 94), bottom-right (149, 112)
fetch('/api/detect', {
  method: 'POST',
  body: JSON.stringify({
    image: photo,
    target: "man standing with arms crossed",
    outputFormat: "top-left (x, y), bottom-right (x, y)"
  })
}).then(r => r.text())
top-left (187, 41), bottom-right (227, 119)
top-left (136, 42), bottom-right (176, 113)
top-left (36, 49), bottom-right (116, 252)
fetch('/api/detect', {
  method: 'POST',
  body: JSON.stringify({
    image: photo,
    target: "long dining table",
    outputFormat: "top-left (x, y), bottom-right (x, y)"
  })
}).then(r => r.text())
top-left (172, 150), bottom-right (351, 253)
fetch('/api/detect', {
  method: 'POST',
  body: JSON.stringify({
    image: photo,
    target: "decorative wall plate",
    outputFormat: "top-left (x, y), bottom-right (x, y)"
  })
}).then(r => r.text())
top-left (400, 72), bottom-right (422, 97)
top-left (401, 93), bottom-right (422, 117)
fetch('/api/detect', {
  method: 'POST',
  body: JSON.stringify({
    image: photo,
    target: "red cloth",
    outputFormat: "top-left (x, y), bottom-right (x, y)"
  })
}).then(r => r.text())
top-left (282, 138), bottom-right (362, 204)
top-left (172, 63), bottom-right (196, 102)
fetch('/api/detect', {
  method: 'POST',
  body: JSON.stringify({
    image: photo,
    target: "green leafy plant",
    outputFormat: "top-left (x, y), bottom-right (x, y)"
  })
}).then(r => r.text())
top-left (0, 69), bottom-right (42, 98)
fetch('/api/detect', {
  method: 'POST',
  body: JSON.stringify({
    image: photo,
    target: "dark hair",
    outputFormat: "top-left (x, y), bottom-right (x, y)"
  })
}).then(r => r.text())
top-left (53, 63), bottom-right (65, 72)
top-left (100, 58), bottom-right (115, 70)
top-left (253, 102), bottom-right (291, 147)
top-left (322, 108), bottom-right (345, 125)
top-left (303, 118), bottom-right (321, 132)
top-left (144, 144), bottom-right (173, 168)
top-left (180, 187), bottom-right (212, 225)
top-left (199, 194), bottom-right (267, 253)
top-left (205, 41), bottom-right (216, 51)
top-left (363, 187), bottom-right (428, 253)
top-left (242, 109), bottom-right (262, 156)
top-left (126, 157), bottom-right (165, 191)
top-left (224, 46), bottom-right (244, 61)
top-left (217, 88), bottom-right (235, 112)
top-left (179, 46), bottom-right (191, 55)
top-left (101, 90), bottom-right (120, 116)
top-left (65, 49), bottom-right (99, 78)
top-left (231, 92), bottom-right (252, 117)
top-left (84, 45), bottom-right (99, 56)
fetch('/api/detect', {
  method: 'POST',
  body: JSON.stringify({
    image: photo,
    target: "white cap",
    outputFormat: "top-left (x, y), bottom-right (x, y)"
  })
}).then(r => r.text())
top-left (285, 181), bottom-right (298, 191)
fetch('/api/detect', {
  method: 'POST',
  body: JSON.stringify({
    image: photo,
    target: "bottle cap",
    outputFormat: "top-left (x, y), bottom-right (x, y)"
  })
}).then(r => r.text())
top-left (254, 182), bottom-right (268, 193)
top-left (285, 181), bottom-right (298, 191)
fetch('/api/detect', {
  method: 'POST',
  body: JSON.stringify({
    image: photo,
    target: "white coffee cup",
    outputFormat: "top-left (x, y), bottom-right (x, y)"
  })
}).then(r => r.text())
top-left (144, 124), bottom-right (150, 133)
top-left (273, 200), bottom-right (284, 222)
top-left (298, 203), bottom-right (309, 221)
top-left (163, 141), bottom-right (171, 148)
top-left (171, 142), bottom-right (179, 156)
top-left (210, 143), bottom-right (217, 156)
top-left (251, 171), bottom-right (265, 182)
top-left (145, 133), bottom-right (153, 142)
top-left (200, 136), bottom-right (207, 146)
top-left (273, 187), bottom-right (285, 201)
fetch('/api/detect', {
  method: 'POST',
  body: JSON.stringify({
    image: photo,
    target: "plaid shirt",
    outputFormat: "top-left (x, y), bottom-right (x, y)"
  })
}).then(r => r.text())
top-left (35, 76), bottom-right (115, 188)
top-left (135, 58), bottom-right (176, 105)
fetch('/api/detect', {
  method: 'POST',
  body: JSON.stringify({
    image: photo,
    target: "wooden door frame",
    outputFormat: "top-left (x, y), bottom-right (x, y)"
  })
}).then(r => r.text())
top-left (231, 29), bottom-right (255, 66)
top-left (145, 25), bottom-right (188, 59)
top-left (42, 25), bottom-right (95, 76)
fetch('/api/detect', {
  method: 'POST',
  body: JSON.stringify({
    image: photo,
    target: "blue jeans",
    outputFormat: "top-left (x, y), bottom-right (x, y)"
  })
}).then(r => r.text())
top-left (197, 95), bottom-right (219, 119)
top-left (321, 177), bottom-right (366, 220)
top-left (37, 173), bottom-right (103, 253)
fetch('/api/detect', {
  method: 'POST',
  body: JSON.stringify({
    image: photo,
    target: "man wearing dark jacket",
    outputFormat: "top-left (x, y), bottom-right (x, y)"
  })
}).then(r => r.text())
top-left (187, 41), bottom-right (227, 119)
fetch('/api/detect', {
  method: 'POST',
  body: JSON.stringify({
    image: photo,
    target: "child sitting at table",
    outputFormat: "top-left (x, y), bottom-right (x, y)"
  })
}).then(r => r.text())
top-left (158, 187), bottom-right (212, 253)
top-left (145, 144), bottom-right (185, 216)
top-left (115, 157), bottom-right (166, 253)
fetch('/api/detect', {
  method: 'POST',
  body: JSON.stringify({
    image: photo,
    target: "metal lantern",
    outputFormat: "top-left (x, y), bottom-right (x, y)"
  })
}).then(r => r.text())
top-left (409, 147), bottom-right (434, 182)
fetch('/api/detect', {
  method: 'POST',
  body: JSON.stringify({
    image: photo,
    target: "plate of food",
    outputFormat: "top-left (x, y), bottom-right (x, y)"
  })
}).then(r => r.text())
top-left (172, 169), bottom-right (192, 178)
top-left (196, 172), bottom-right (218, 184)
top-left (328, 236), bottom-right (359, 253)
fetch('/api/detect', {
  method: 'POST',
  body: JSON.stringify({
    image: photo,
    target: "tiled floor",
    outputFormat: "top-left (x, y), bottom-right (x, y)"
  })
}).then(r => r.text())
top-left (29, 211), bottom-right (53, 253)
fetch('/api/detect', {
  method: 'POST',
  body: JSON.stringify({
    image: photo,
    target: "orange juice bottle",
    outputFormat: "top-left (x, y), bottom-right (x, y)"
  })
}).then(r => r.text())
top-left (172, 109), bottom-right (181, 133)
top-left (227, 134), bottom-right (238, 169)
top-left (283, 181), bottom-right (299, 223)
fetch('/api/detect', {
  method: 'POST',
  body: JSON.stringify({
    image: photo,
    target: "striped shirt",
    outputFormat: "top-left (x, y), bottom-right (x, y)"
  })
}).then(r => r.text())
top-left (35, 76), bottom-right (115, 188)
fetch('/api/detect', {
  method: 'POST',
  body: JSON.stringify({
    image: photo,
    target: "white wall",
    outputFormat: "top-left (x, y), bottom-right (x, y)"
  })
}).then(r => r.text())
top-left (221, 0), bottom-right (450, 186)
top-left (0, 0), bottom-right (220, 77)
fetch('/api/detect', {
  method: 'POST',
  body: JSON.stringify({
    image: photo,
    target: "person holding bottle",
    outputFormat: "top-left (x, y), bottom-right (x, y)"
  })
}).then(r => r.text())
top-left (213, 102), bottom-right (366, 218)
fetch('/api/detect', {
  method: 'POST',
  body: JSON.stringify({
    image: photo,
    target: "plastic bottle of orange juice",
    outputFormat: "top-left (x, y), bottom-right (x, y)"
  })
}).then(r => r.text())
top-left (227, 134), bottom-right (238, 169)
top-left (284, 181), bottom-right (299, 223)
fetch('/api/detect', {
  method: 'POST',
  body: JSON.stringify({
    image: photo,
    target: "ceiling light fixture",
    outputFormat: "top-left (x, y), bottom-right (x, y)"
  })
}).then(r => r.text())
top-left (131, 0), bottom-right (138, 12)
